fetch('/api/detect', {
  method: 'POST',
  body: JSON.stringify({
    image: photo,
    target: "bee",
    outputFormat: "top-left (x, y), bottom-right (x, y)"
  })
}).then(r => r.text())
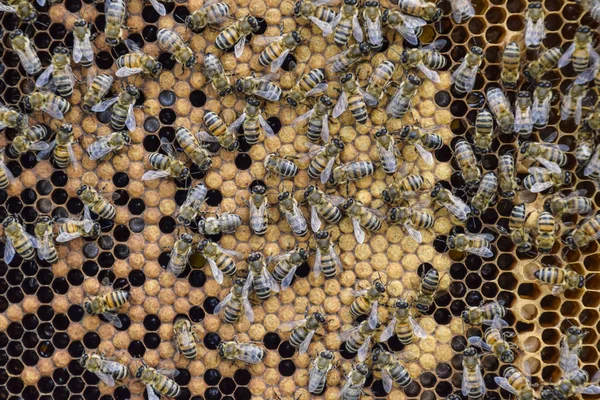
top-left (229, 98), bottom-right (274, 145)
top-left (173, 316), bottom-right (200, 359)
top-left (577, 0), bottom-right (600, 25)
top-left (401, 40), bottom-right (446, 83)
top-left (473, 109), bottom-right (494, 154)
top-left (362, 1), bottom-right (383, 51)
top-left (329, 0), bottom-right (362, 46)
top-left (363, 61), bottom-right (395, 107)
top-left (397, 125), bottom-right (442, 165)
top-left (80, 352), bottom-right (128, 386)
top-left (468, 315), bottom-right (517, 363)
top-left (292, 96), bottom-right (334, 142)
top-left (514, 92), bottom-right (533, 135)
top-left (487, 88), bottom-right (514, 135)
top-left (72, 19), bottom-right (95, 68)
top-left (327, 161), bottom-right (375, 192)
top-left (282, 310), bottom-right (327, 354)
top-left (371, 346), bottom-right (413, 393)
top-left (496, 203), bottom-right (533, 252)
top-left (584, 144), bottom-right (600, 180)
top-left (447, 229), bottom-right (495, 258)
top-left (7, 125), bottom-right (50, 158)
top-left (314, 230), bottom-right (342, 279)
top-left (198, 212), bottom-right (242, 236)
top-left (373, 128), bottom-right (398, 174)
top-left (521, 138), bottom-right (568, 172)
top-left (449, 0), bottom-right (474, 22)
top-left (461, 300), bottom-right (506, 325)
top-left (532, 80), bottom-right (553, 129)
top-left (142, 140), bottom-right (191, 181)
top-left (383, 171), bottom-right (429, 204)
top-left (342, 318), bottom-right (380, 361)
top-left (277, 191), bottom-right (308, 237)
top-left (256, 31), bottom-right (303, 73)
top-left (84, 279), bottom-right (129, 328)
top-left (82, 74), bottom-right (114, 114)
top-left (8, 30), bottom-right (41, 75)
top-left (202, 53), bottom-right (232, 96)
top-left (395, 0), bottom-right (442, 22)
top-left (247, 183), bottom-right (268, 236)
top-left (461, 346), bottom-right (485, 399)
top-left (541, 368), bottom-right (600, 400)
top-left (0, 0), bottom-right (37, 23)
top-left (561, 82), bottom-right (587, 125)
top-left (536, 211), bottom-right (558, 253)
top-left (523, 167), bottom-right (572, 193)
top-left (56, 215), bottom-right (101, 243)
top-left (380, 299), bottom-right (427, 343)
top-left (2, 216), bottom-right (38, 263)
top-left (575, 127), bottom-right (596, 166)
top-left (349, 280), bottom-right (385, 323)
top-left (135, 363), bottom-right (181, 399)
top-left (501, 42), bottom-right (520, 88)
top-left (166, 233), bottom-right (194, 276)
top-left (0, 102), bottom-right (28, 132)
top-left (307, 139), bottom-right (344, 184)
top-left (215, 15), bottom-right (261, 58)
top-left (413, 266), bottom-right (444, 314)
top-left (308, 350), bottom-right (335, 395)
top-left (430, 183), bottom-right (471, 221)
top-left (23, 90), bottom-right (71, 120)
top-left (525, 0), bottom-right (545, 50)
top-left (264, 153), bottom-right (299, 178)
top-left (558, 25), bottom-right (598, 73)
top-left (470, 172), bottom-right (498, 217)
top-left (452, 46), bottom-right (484, 94)
top-left (175, 127), bottom-right (212, 171)
top-left (157, 28), bottom-right (197, 69)
top-left (34, 215), bottom-right (57, 264)
top-left (77, 185), bottom-right (116, 220)
top-left (386, 74), bottom-right (422, 119)
top-left (286, 68), bottom-right (328, 107)
top-left (454, 139), bottom-right (481, 188)
top-left (304, 185), bottom-right (343, 231)
top-left (388, 205), bottom-right (434, 244)
top-left (524, 47), bottom-right (563, 81)
top-left (333, 73), bottom-right (368, 124)
top-left (235, 74), bottom-right (283, 102)
top-left (214, 278), bottom-right (254, 323)
top-left (185, 1), bottom-right (231, 33)
top-left (340, 363), bottom-right (369, 400)
top-left (243, 251), bottom-right (280, 299)
top-left (559, 325), bottom-right (587, 372)
top-left (0, 148), bottom-right (15, 190)
top-left (381, 8), bottom-right (426, 45)
top-left (91, 85), bottom-right (139, 132)
top-left (104, 0), bottom-right (127, 46)
top-left (545, 190), bottom-right (592, 218)
top-left (116, 39), bottom-right (162, 78)
top-left (86, 131), bottom-right (130, 162)
top-left (218, 340), bottom-right (266, 364)
top-left (293, 0), bottom-right (336, 35)
top-left (342, 198), bottom-right (385, 244)
top-left (269, 247), bottom-right (309, 289)
top-left (197, 239), bottom-right (240, 284)
top-left (534, 265), bottom-right (586, 295)
top-left (37, 123), bottom-right (78, 169)
top-left (329, 42), bottom-right (371, 73)
top-left (584, 101), bottom-right (600, 130)
top-left (198, 112), bottom-right (239, 151)
top-left (176, 183), bottom-right (207, 226)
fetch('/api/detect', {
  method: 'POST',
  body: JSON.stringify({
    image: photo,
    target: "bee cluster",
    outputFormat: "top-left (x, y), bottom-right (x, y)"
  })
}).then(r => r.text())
top-left (1, 0), bottom-right (600, 398)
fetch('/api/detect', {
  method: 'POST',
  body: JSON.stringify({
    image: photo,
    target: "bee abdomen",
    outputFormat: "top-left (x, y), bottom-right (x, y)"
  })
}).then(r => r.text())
top-left (116, 53), bottom-right (142, 69)
top-left (348, 94), bottom-right (368, 124)
top-left (289, 326), bottom-right (308, 348)
top-left (258, 43), bottom-right (283, 67)
top-left (389, 364), bottom-right (412, 387)
top-left (215, 25), bottom-right (242, 50)
top-left (334, 21), bottom-right (352, 46)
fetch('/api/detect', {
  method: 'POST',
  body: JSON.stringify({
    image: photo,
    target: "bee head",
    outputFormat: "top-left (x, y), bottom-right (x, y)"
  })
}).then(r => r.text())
top-left (320, 96), bottom-right (333, 106)
top-left (247, 16), bottom-right (260, 31)
top-left (374, 281), bottom-right (385, 293)
top-left (4, 216), bottom-right (15, 227)
top-left (197, 239), bottom-right (209, 252)
top-left (74, 19), bottom-right (87, 27)
top-left (235, 79), bottom-right (244, 93)
top-left (315, 230), bottom-right (329, 240)
top-left (401, 49), bottom-right (409, 64)
top-left (342, 198), bottom-right (353, 209)
top-left (567, 326), bottom-right (582, 336)
top-left (529, 0), bottom-right (542, 8)
top-left (388, 207), bottom-right (398, 221)
top-left (286, 96), bottom-right (298, 107)
top-left (332, 138), bottom-right (345, 149)
top-left (382, 190), bottom-right (392, 204)
top-left (430, 183), bottom-right (442, 198)
top-left (185, 15), bottom-right (194, 29)
top-left (186, 55), bottom-right (197, 69)
top-left (277, 191), bottom-right (290, 202)
top-left (197, 218), bottom-right (206, 232)
top-left (447, 235), bottom-right (456, 249)
top-left (539, 80), bottom-right (552, 89)
top-left (471, 46), bottom-right (483, 56)
top-left (500, 350), bottom-right (515, 363)
top-left (60, 123), bottom-right (73, 133)
top-left (234, 278), bottom-right (245, 287)
top-left (91, 222), bottom-right (101, 236)
top-left (345, 0), bottom-right (358, 5)
top-left (399, 126), bottom-right (411, 139)
top-left (463, 347), bottom-right (477, 357)
top-left (358, 42), bottom-right (370, 54)
top-left (38, 215), bottom-right (52, 223)
top-left (564, 171), bottom-right (573, 186)
top-left (23, 11), bottom-right (37, 23)
top-left (135, 366), bottom-right (145, 378)
top-left (217, 342), bottom-right (225, 356)
top-left (247, 97), bottom-right (260, 107)
top-left (293, 1), bottom-right (302, 15)
top-left (314, 312), bottom-right (326, 323)
top-left (76, 185), bottom-right (88, 196)
top-left (54, 46), bottom-right (68, 55)
top-left (298, 248), bottom-right (308, 260)
top-left (321, 350), bottom-right (333, 359)
top-left (470, 205), bottom-right (480, 217)
top-left (518, 242), bottom-right (533, 252)
top-left (126, 85), bottom-right (139, 97)
top-left (304, 186), bottom-right (315, 198)
top-left (152, 61), bottom-right (163, 76)
top-left (83, 301), bottom-right (93, 314)
top-left (431, 7), bottom-right (442, 21)
top-left (341, 73), bottom-right (353, 84)
top-left (181, 234), bottom-right (193, 243)
top-left (79, 354), bottom-right (89, 367)
top-left (578, 275), bottom-right (585, 288)
top-left (106, 37), bottom-right (120, 46)
top-left (248, 252), bottom-right (262, 262)
top-left (227, 141), bottom-right (240, 151)
top-left (461, 310), bottom-right (471, 323)
top-left (122, 132), bottom-right (132, 146)
top-left (251, 184), bottom-right (266, 195)
top-left (177, 214), bottom-right (192, 226)
top-left (520, 142), bottom-right (530, 154)
top-left (407, 74), bottom-right (421, 86)
top-left (543, 198), bottom-right (552, 213)
top-left (291, 31), bottom-right (303, 45)
top-left (179, 167), bottom-right (191, 180)
top-left (374, 128), bottom-right (387, 138)
top-left (23, 95), bottom-right (33, 112)
top-left (9, 29), bottom-right (23, 40)
top-left (416, 302), bottom-right (429, 313)
top-left (578, 26), bottom-right (591, 34)
top-left (396, 299), bottom-right (409, 309)
top-left (371, 346), bottom-right (381, 362)
top-left (356, 363), bottom-right (368, 375)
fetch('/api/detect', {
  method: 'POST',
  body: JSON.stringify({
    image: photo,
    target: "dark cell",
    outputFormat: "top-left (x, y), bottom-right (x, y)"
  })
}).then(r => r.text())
top-left (466, 291), bottom-right (483, 306)
top-left (159, 127), bottom-right (175, 142)
top-left (51, 277), bottom-right (69, 294)
top-left (159, 108), bottom-right (176, 124)
top-left (203, 332), bottom-right (221, 350)
top-left (234, 387), bottom-right (251, 400)
top-left (204, 297), bottom-right (219, 314)
top-left (144, 333), bottom-right (161, 349)
top-left (159, 90), bottom-right (176, 106)
top-left (52, 314), bottom-right (69, 330)
top-left (52, 333), bottom-right (69, 349)
top-left (158, 252), bottom-right (170, 270)
top-left (142, 5), bottom-right (160, 22)
top-left (7, 322), bottom-right (23, 340)
top-left (465, 273), bottom-right (482, 289)
top-left (263, 332), bottom-right (281, 350)
top-left (37, 269), bottom-right (53, 285)
top-left (68, 305), bottom-right (84, 322)
top-left (190, 90), bottom-right (207, 107)
top-left (52, 386), bottom-right (70, 399)
top-left (22, 385), bottom-right (39, 400)
top-left (188, 270), bottom-right (206, 288)
top-left (83, 387), bottom-right (100, 400)
top-left (370, 380), bottom-right (387, 397)
top-left (190, 164), bottom-right (208, 180)
top-left (144, 135), bottom-right (161, 152)
top-left (96, 51), bottom-right (113, 69)
top-left (281, 54), bottom-right (297, 71)
top-left (37, 323), bottom-right (54, 340)
top-left (127, 341), bottom-right (146, 358)
top-left (114, 244), bottom-right (130, 259)
top-left (66, 198), bottom-right (84, 215)
top-left (175, 368), bottom-right (191, 386)
top-left (6, 269), bottom-right (23, 286)
top-left (83, 332), bottom-right (100, 349)
top-left (100, 219), bottom-right (114, 232)
top-left (143, 25), bottom-right (158, 42)
top-left (22, 314), bottom-right (38, 331)
top-left (278, 341), bottom-right (296, 358)
top-left (128, 198), bottom-right (146, 214)
top-left (129, 270), bottom-right (146, 286)
top-left (404, 380), bottom-right (422, 397)
top-left (7, 377), bottom-right (24, 394)
top-left (420, 372), bottom-right (437, 388)
top-left (421, 390), bottom-right (436, 400)
top-left (451, 336), bottom-right (467, 352)
top-left (37, 341), bottom-right (54, 357)
top-left (38, 377), bottom-right (54, 393)
top-left (266, 117), bottom-right (282, 135)
top-left (235, 153), bottom-right (252, 170)
top-left (465, 254), bottom-right (483, 270)
top-left (68, 377), bottom-right (85, 393)
top-left (159, 216), bottom-right (176, 233)
top-left (113, 189), bottom-right (129, 206)
top-left (204, 368), bottom-right (221, 385)
top-left (205, 387), bottom-right (222, 400)
top-left (143, 117), bottom-right (160, 135)
top-left (114, 387), bottom-right (131, 400)
top-left (436, 362), bottom-right (452, 379)
top-left (0, 333), bottom-right (6, 348)
top-left (83, 243), bottom-right (99, 259)
top-left (98, 252), bottom-right (115, 268)
top-left (36, 180), bottom-right (53, 196)
top-left (206, 190), bottom-right (223, 207)
top-left (7, 341), bottom-right (22, 357)
top-left (159, 52), bottom-right (177, 70)
top-left (219, 377), bottom-right (236, 395)
top-left (6, 196), bottom-right (22, 213)
top-left (7, 287), bottom-right (24, 303)
top-left (450, 299), bottom-right (466, 316)
top-left (234, 369), bottom-right (251, 386)
top-left (20, 206), bottom-right (37, 222)
top-left (143, 314), bottom-right (161, 331)
top-left (386, 334), bottom-right (404, 352)
top-left (20, 188), bottom-right (37, 205)
top-left (278, 359), bottom-right (296, 376)
top-left (82, 261), bottom-right (99, 277)
top-left (22, 350), bottom-right (38, 367)
top-left (434, 308), bottom-right (452, 324)
top-left (129, 218), bottom-right (145, 233)
top-left (433, 235), bottom-right (449, 253)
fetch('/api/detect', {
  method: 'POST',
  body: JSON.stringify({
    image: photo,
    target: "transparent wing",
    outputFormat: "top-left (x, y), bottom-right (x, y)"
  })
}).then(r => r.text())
top-left (333, 248), bottom-right (342, 272)
top-left (116, 67), bottom-right (144, 77)
top-left (409, 316), bottom-right (427, 338)
top-left (363, 91), bottom-right (378, 106)
top-left (368, 301), bottom-right (378, 329)
top-left (313, 248), bottom-right (322, 277)
top-left (234, 37), bottom-right (246, 58)
top-left (146, 384), bottom-right (160, 400)
top-left (579, 386), bottom-right (600, 395)
top-left (417, 63), bottom-right (440, 83)
top-left (95, 371), bottom-right (116, 387)
top-left (575, 63), bottom-right (598, 85)
top-left (254, 36), bottom-right (284, 46)
top-left (552, 285), bottom-right (566, 296)
top-left (254, 89), bottom-right (280, 102)
top-left (262, 267), bottom-right (280, 293)
top-left (320, 157), bottom-right (336, 184)
top-left (236, 345), bottom-right (264, 364)
top-left (395, 24), bottom-right (420, 46)
top-left (340, 325), bottom-right (359, 341)
top-left (380, 315), bottom-right (396, 341)
top-left (465, 245), bottom-right (493, 258)
top-left (217, 246), bottom-right (242, 258)
top-left (102, 312), bottom-right (123, 328)
top-left (208, 258), bottom-right (224, 284)
top-left (309, 365), bottom-right (328, 393)
top-left (298, 329), bottom-right (315, 355)
top-left (28, 141), bottom-right (50, 151)
top-left (3, 237), bottom-right (15, 264)
top-left (530, 181), bottom-right (554, 193)
top-left (321, 115), bottom-right (329, 142)
top-left (305, 82), bottom-right (328, 97)
top-left (280, 319), bottom-right (307, 331)
top-left (328, 12), bottom-right (342, 30)
top-left (149, 0), bottom-right (166, 16)
top-left (352, 217), bottom-right (365, 244)
top-left (468, 336), bottom-right (492, 352)
top-left (292, 109), bottom-right (314, 126)
top-left (0, 162), bottom-right (15, 185)
top-left (494, 377), bottom-right (518, 395)
top-left (281, 266), bottom-right (298, 290)
top-left (91, 97), bottom-right (118, 112)
top-left (37, 233), bottom-right (51, 261)
top-left (73, 38), bottom-right (83, 63)
top-left (470, 232), bottom-right (495, 241)
top-left (310, 16), bottom-right (333, 36)
top-left (352, 15), bottom-right (363, 42)
top-left (229, 113), bottom-right (246, 132)
top-left (270, 49), bottom-right (290, 73)
top-left (0, 4), bottom-right (16, 12)
top-left (357, 335), bottom-right (371, 361)
top-left (142, 170), bottom-right (171, 181)
top-left (213, 293), bottom-right (232, 314)
top-left (558, 43), bottom-right (576, 67)
top-left (332, 91), bottom-right (348, 118)
top-left (382, 368), bottom-right (393, 393)
top-left (451, 60), bottom-right (467, 83)
top-left (196, 131), bottom-right (219, 144)
top-left (414, 143), bottom-right (434, 165)
top-left (37, 139), bottom-right (56, 161)
top-left (461, 365), bottom-right (470, 396)
top-left (258, 115), bottom-right (274, 136)
top-left (41, 102), bottom-right (65, 120)
top-left (243, 298), bottom-right (254, 322)
top-left (445, 193), bottom-right (470, 221)
top-left (125, 103), bottom-right (136, 132)
top-left (536, 158), bottom-right (562, 174)
top-left (67, 142), bottom-right (78, 168)
top-left (24, 232), bottom-right (40, 248)
top-left (124, 39), bottom-right (142, 53)
top-left (36, 65), bottom-right (54, 88)
top-left (56, 231), bottom-right (82, 242)
top-left (351, 289), bottom-right (367, 297)
top-left (311, 206), bottom-right (321, 232)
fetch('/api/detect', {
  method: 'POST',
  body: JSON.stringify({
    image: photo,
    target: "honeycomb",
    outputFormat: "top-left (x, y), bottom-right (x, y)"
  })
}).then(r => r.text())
top-left (1, 0), bottom-right (600, 398)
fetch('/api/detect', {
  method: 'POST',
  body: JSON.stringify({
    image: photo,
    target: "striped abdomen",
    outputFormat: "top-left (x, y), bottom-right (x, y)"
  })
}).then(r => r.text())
top-left (348, 93), bottom-right (368, 124)
top-left (259, 41), bottom-right (285, 67)
top-left (334, 19), bottom-right (352, 46)
top-left (421, 269), bottom-right (439, 296)
top-left (389, 364), bottom-right (412, 387)
top-left (289, 325), bottom-right (310, 348)
top-left (215, 24), bottom-right (243, 50)
top-left (223, 297), bottom-right (243, 323)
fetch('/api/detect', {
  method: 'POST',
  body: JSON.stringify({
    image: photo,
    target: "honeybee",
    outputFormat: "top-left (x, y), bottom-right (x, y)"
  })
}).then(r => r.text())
top-left (532, 80), bottom-right (553, 129)
top-left (514, 92), bottom-right (533, 135)
top-left (521, 138), bottom-right (568, 171)
top-left (307, 139), bottom-right (344, 184)
top-left (559, 325), bottom-right (587, 373)
top-left (314, 230), bottom-right (342, 279)
top-left (56, 215), bottom-right (101, 243)
top-left (447, 229), bottom-right (495, 258)
top-left (0, 148), bottom-right (15, 190)
top-left (185, 0), bottom-right (231, 33)
top-left (524, 47), bottom-right (563, 82)
top-left (401, 40), bottom-right (446, 83)
top-left (430, 183), bottom-right (470, 221)
top-left (304, 185), bottom-right (343, 231)
top-left (383, 170), bottom-right (429, 204)
top-left (104, 0), bottom-right (127, 46)
top-left (157, 28), bottom-right (197, 69)
top-left (468, 315), bottom-right (517, 363)
top-left (293, 0), bottom-right (336, 35)
top-left (487, 87), bottom-right (514, 134)
top-left (397, 125), bottom-right (442, 165)
top-left (214, 278), bottom-right (254, 323)
top-left (561, 81), bottom-right (587, 125)
top-left (541, 368), bottom-right (600, 400)
top-left (0, 0), bottom-right (37, 23)
top-left (243, 251), bottom-right (280, 299)
top-left (371, 346), bottom-right (413, 393)
top-left (33, 215), bottom-right (57, 264)
top-left (8, 30), bottom-right (41, 75)
top-left (501, 41), bottom-right (520, 88)
top-left (349, 280), bottom-right (385, 323)
top-left (523, 167), bottom-right (572, 193)
top-left (269, 247), bottom-right (309, 289)
top-left (176, 183), bottom-right (207, 226)
top-left (86, 131), bottom-right (130, 161)
top-left (575, 127), bottom-right (596, 166)
top-left (537, 211), bottom-right (558, 253)
top-left (286, 68), bottom-right (328, 107)
top-left (363, 61), bottom-right (395, 107)
top-left (7, 125), bottom-right (50, 157)
top-left (80, 352), bottom-right (128, 386)
top-left (173, 316), bottom-right (200, 359)
top-left (198, 212), bottom-right (242, 236)
top-left (308, 350), bottom-right (336, 395)
top-left (584, 144), bottom-right (600, 180)
top-left (395, 0), bottom-right (442, 22)
top-left (328, 161), bottom-right (375, 191)
top-left (91, 85), bottom-right (139, 132)
top-left (454, 139), bottom-right (481, 188)
top-left (84, 279), bottom-right (129, 328)
top-left (256, 31), bottom-right (303, 72)
top-left (202, 53), bottom-right (232, 96)
top-left (534, 265), bottom-right (586, 295)
top-left (495, 366), bottom-right (536, 400)
top-left (373, 128), bottom-right (399, 174)
top-left (388, 205), bottom-right (434, 244)
top-left (472, 109), bottom-right (493, 154)
top-left (461, 346), bottom-right (485, 399)
top-left (215, 15), bottom-right (261, 58)
top-left (3, 216), bottom-right (38, 263)
top-left (342, 318), bottom-right (380, 362)
top-left (72, 19), bottom-right (95, 68)
top-left (135, 363), bottom-right (181, 399)
top-left (558, 25), bottom-right (598, 73)
top-left (0, 102), bottom-right (27, 131)
top-left (116, 39), bottom-right (162, 78)
top-left (175, 127), bottom-right (212, 171)
top-left (277, 191), bottom-right (308, 237)
top-left (362, 0), bottom-right (383, 51)
top-left (197, 239), bottom-right (240, 284)
top-left (246, 183), bottom-right (268, 236)
top-left (142, 140), bottom-right (190, 181)
top-left (230, 98), bottom-right (274, 145)
top-left (545, 190), bottom-right (592, 218)
top-left (82, 74), bottom-right (114, 114)
top-left (461, 300), bottom-right (506, 325)
top-left (77, 185), bottom-right (116, 220)
top-left (36, 123), bottom-right (77, 169)
top-left (292, 96), bottom-right (333, 142)
top-left (197, 111), bottom-right (239, 151)
top-left (340, 363), bottom-right (369, 400)
top-left (329, 0), bottom-right (362, 46)
top-left (413, 266), bottom-right (445, 314)
top-left (167, 233), bottom-right (194, 276)
top-left (342, 198), bottom-right (385, 244)
top-left (449, 0), bottom-right (474, 22)
top-left (381, 9), bottom-right (424, 45)
top-left (23, 90), bottom-right (71, 120)
top-left (282, 310), bottom-right (327, 354)
top-left (329, 42), bottom-right (370, 73)
top-left (333, 73), bottom-right (369, 124)
top-left (525, 0), bottom-right (545, 49)
top-left (218, 340), bottom-right (266, 364)
top-left (470, 172), bottom-right (498, 216)
top-left (235, 74), bottom-right (283, 102)
top-left (381, 299), bottom-right (427, 343)
top-left (496, 202), bottom-right (533, 252)
top-left (264, 154), bottom-right (299, 178)
top-left (452, 46), bottom-right (484, 94)
top-left (386, 74), bottom-right (422, 119)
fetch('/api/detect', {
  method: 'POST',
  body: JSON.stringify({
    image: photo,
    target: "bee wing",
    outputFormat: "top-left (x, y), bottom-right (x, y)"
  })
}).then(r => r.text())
top-left (381, 368), bottom-right (393, 394)
top-left (243, 270), bottom-right (254, 293)
top-left (444, 193), bottom-right (470, 221)
top-left (340, 325), bottom-right (359, 341)
top-left (36, 65), bottom-right (55, 88)
top-left (320, 157), bottom-right (336, 184)
top-left (82, 206), bottom-right (93, 232)
top-left (535, 157), bottom-right (562, 174)
top-left (125, 103), bottom-right (136, 132)
top-left (0, 4), bottom-right (16, 12)
top-left (352, 15), bottom-right (363, 42)
top-left (298, 328), bottom-right (315, 355)
top-left (258, 115), bottom-right (275, 137)
top-left (313, 247), bottom-right (322, 277)
top-left (306, 142), bottom-right (325, 157)
top-left (305, 82), bottom-right (328, 97)
top-left (56, 231), bottom-right (82, 242)
top-left (368, 301), bottom-right (379, 329)
top-left (409, 316), bottom-right (427, 338)
top-left (73, 38), bottom-right (83, 63)
top-left (213, 293), bottom-right (232, 315)
top-left (575, 63), bottom-right (598, 85)
top-left (146, 384), bottom-right (160, 400)
top-left (27, 141), bottom-right (50, 152)
top-left (514, 108), bottom-right (533, 134)
top-left (149, 0), bottom-right (167, 16)
top-left (40, 101), bottom-right (65, 119)
top-left (404, 222), bottom-right (423, 244)
top-left (365, 15), bottom-right (383, 46)
top-left (333, 248), bottom-right (343, 272)
top-left (254, 36), bottom-right (284, 47)
top-left (124, 39), bottom-right (142, 53)
top-left (332, 90), bottom-right (348, 118)
top-left (36, 139), bottom-right (56, 161)
top-left (465, 244), bottom-right (493, 258)
top-left (357, 334), bottom-right (371, 362)
top-left (207, 258), bottom-right (224, 284)
top-left (237, 345), bottom-right (264, 364)
top-left (352, 217), bottom-right (366, 244)
top-left (529, 181), bottom-right (554, 193)
top-left (310, 205), bottom-right (322, 232)
top-left (351, 289), bottom-right (367, 297)
top-left (532, 96), bottom-right (551, 123)
top-left (266, 254), bottom-right (288, 264)
top-left (254, 89), bottom-right (280, 102)
top-left (328, 12), bottom-right (342, 29)
top-left (262, 267), bottom-right (280, 293)
top-left (559, 341), bottom-right (578, 373)
top-left (579, 386), bottom-right (600, 395)
top-left (67, 142), bottom-right (78, 169)
top-left (468, 336), bottom-right (492, 352)
top-left (414, 143), bottom-right (434, 165)
top-left (380, 315), bottom-right (396, 341)
top-left (308, 365), bottom-right (328, 393)
top-left (470, 232), bottom-right (495, 241)
top-left (494, 377), bottom-right (518, 395)
top-left (196, 131), bottom-right (219, 145)
top-left (280, 319), bottom-right (307, 331)
top-left (558, 43), bottom-right (576, 67)
top-left (575, 94), bottom-right (584, 125)
top-left (217, 246), bottom-right (242, 258)
top-left (94, 371), bottom-right (116, 387)
top-left (451, 60), bottom-right (467, 83)
top-left (24, 232), bottom-right (40, 249)
top-left (142, 170), bottom-right (172, 181)
top-left (321, 115), bottom-right (330, 142)
top-left (225, 113), bottom-right (245, 134)
top-left (37, 232), bottom-right (52, 261)
top-left (116, 67), bottom-right (144, 77)
top-left (250, 201), bottom-right (267, 232)
top-left (234, 37), bottom-right (246, 58)
top-left (91, 96), bottom-right (118, 112)
top-left (102, 312), bottom-right (123, 328)
top-left (88, 138), bottom-right (115, 161)
top-left (156, 369), bottom-right (180, 379)
top-left (363, 91), bottom-right (379, 106)
top-left (3, 237), bottom-right (15, 264)
top-left (243, 298), bottom-right (254, 322)
top-left (271, 49), bottom-right (290, 73)
top-left (551, 285), bottom-right (566, 296)
top-left (416, 63), bottom-right (440, 83)
top-left (394, 24), bottom-right (420, 46)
